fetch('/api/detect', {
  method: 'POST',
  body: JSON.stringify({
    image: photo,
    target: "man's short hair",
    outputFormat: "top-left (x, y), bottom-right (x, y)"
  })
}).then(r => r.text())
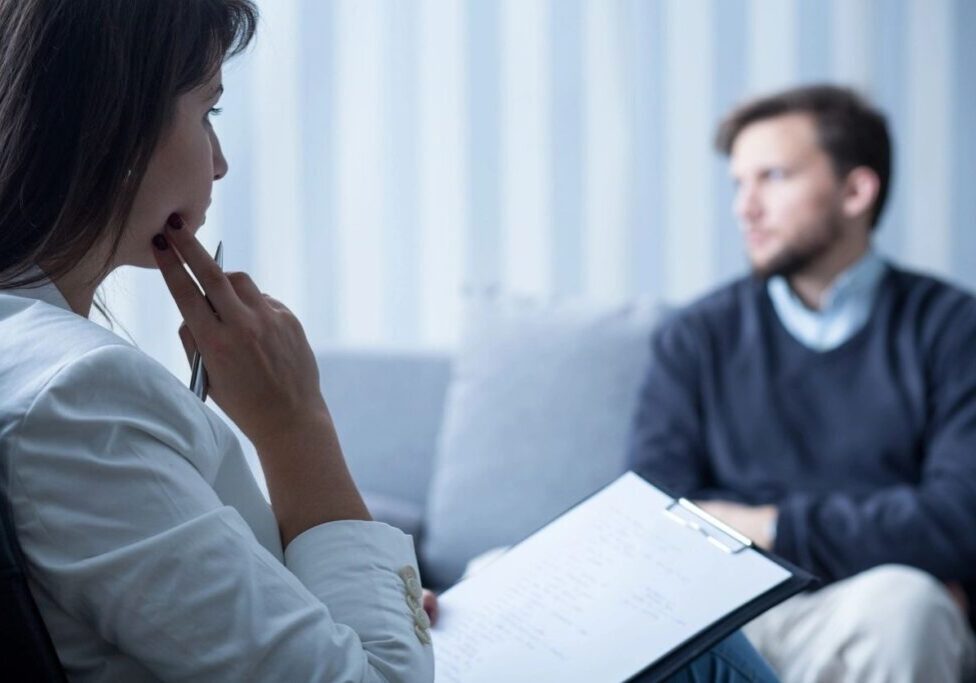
top-left (715, 84), bottom-right (892, 229)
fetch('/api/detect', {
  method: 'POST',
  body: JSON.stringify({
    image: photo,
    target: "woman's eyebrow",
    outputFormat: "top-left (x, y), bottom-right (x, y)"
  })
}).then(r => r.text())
top-left (208, 84), bottom-right (224, 100)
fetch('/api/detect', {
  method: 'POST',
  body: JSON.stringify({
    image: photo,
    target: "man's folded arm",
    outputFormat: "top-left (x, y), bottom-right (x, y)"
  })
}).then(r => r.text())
top-left (774, 477), bottom-right (976, 582)
top-left (774, 317), bottom-right (976, 584)
top-left (627, 318), bottom-right (713, 496)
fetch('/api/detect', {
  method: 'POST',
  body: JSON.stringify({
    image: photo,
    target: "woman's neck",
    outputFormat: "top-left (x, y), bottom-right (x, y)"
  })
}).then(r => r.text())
top-left (44, 255), bottom-right (111, 318)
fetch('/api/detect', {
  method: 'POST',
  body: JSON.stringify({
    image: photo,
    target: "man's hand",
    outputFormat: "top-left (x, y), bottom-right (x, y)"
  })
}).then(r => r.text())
top-left (694, 500), bottom-right (779, 550)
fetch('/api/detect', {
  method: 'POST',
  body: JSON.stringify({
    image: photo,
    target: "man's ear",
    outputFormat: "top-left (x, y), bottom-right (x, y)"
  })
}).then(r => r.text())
top-left (840, 166), bottom-right (880, 222)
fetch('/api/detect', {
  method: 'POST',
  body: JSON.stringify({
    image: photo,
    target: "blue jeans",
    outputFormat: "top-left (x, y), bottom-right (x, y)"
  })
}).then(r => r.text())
top-left (634, 631), bottom-right (779, 682)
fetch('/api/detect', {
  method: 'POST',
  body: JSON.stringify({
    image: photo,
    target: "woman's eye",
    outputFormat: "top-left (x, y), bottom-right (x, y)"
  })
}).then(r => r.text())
top-left (206, 106), bottom-right (223, 120)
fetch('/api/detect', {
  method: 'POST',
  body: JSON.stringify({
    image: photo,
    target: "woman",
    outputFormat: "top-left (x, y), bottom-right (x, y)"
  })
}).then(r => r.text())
top-left (0, 1), bottom-right (776, 681)
top-left (0, 1), bottom-right (433, 680)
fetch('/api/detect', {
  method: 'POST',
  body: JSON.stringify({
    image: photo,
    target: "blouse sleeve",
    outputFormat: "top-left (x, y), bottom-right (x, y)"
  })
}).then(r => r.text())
top-left (7, 344), bottom-right (434, 682)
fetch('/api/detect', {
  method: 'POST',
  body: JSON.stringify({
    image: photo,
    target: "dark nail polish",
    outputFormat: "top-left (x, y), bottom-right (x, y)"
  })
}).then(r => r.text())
top-left (167, 213), bottom-right (184, 230)
top-left (152, 234), bottom-right (168, 250)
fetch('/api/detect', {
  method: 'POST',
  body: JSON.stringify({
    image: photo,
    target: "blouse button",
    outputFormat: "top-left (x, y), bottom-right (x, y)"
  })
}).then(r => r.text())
top-left (413, 605), bottom-right (431, 630)
top-left (414, 623), bottom-right (432, 645)
top-left (404, 576), bottom-right (423, 599)
top-left (413, 624), bottom-right (430, 645)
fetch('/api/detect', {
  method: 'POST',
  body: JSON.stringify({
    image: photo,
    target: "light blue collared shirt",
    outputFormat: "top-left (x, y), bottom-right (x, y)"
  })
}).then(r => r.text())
top-left (767, 250), bottom-right (888, 351)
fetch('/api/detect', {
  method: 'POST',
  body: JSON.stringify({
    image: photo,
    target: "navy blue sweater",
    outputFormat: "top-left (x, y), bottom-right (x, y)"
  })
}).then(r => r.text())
top-left (628, 267), bottom-right (976, 613)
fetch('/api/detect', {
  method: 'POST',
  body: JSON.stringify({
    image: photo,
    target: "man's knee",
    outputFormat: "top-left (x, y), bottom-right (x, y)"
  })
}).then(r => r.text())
top-left (846, 564), bottom-right (952, 620)
top-left (835, 564), bottom-right (966, 659)
top-left (745, 566), bottom-right (975, 681)
top-left (852, 564), bottom-right (942, 595)
top-left (829, 565), bottom-right (974, 679)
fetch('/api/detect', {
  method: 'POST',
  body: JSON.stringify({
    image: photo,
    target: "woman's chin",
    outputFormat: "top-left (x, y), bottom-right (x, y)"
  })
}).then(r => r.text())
top-left (136, 255), bottom-right (163, 270)
top-left (126, 247), bottom-right (166, 270)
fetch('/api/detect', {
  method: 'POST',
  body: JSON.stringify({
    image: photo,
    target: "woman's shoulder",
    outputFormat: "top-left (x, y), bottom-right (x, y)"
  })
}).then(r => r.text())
top-left (1, 293), bottom-right (154, 401)
top-left (0, 294), bottom-right (231, 473)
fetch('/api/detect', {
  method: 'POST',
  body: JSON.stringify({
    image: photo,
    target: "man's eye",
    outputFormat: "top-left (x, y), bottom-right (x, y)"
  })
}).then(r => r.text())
top-left (765, 168), bottom-right (788, 181)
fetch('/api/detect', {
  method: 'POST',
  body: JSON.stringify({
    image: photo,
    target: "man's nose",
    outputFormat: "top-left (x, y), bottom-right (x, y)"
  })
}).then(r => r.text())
top-left (734, 184), bottom-right (762, 224)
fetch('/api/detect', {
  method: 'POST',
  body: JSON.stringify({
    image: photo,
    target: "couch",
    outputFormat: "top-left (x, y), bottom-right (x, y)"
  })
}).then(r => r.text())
top-left (307, 296), bottom-right (666, 590)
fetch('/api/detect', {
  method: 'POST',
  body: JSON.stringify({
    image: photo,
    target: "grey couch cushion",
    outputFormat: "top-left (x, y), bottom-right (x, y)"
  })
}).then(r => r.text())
top-left (421, 296), bottom-right (663, 587)
top-left (317, 348), bottom-right (452, 534)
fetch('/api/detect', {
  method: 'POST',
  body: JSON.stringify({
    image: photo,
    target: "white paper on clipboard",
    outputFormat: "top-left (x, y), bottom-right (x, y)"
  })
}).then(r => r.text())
top-left (431, 472), bottom-right (791, 683)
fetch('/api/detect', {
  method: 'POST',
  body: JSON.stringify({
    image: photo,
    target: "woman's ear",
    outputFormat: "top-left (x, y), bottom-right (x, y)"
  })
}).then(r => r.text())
top-left (841, 166), bottom-right (881, 222)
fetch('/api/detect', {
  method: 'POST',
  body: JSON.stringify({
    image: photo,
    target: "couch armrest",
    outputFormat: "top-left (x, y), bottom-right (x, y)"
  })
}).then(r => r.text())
top-left (316, 347), bottom-right (452, 512)
top-left (360, 490), bottom-right (425, 539)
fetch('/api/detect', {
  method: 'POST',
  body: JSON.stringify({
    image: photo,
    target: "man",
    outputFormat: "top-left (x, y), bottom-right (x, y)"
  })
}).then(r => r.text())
top-left (628, 85), bottom-right (976, 682)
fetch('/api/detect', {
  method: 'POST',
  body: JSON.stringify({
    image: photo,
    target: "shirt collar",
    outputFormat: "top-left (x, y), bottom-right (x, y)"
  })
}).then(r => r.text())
top-left (769, 249), bottom-right (886, 313)
top-left (767, 250), bottom-right (888, 351)
top-left (1, 266), bottom-right (73, 313)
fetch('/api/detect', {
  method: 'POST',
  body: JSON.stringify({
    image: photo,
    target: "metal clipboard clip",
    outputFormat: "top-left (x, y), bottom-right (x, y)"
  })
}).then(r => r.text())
top-left (663, 498), bottom-right (754, 554)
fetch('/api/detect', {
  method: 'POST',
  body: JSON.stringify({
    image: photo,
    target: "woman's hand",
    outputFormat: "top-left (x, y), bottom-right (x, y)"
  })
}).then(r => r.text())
top-left (422, 590), bottom-right (439, 627)
top-left (152, 215), bottom-right (370, 545)
top-left (946, 582), bottom-right (970, 617)
top-left (152, 215), bottom-right (326, 449)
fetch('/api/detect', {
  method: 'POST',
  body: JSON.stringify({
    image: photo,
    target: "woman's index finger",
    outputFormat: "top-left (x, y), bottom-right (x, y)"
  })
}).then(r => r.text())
top-left (151, 232), bottom-right (220, 335)
top-left (163, 214), bottom-right (245, 318)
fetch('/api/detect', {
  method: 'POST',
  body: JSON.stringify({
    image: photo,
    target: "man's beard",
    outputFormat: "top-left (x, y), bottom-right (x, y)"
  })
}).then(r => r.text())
top-left (749, 215), bottom-right (843, 280)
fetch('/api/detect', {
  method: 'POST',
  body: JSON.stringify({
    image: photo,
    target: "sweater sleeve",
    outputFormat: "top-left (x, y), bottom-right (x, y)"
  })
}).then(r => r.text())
top-left (626, 314), bottom-right (713, 497)
top-left (773, 297), bottom-right (976, 584)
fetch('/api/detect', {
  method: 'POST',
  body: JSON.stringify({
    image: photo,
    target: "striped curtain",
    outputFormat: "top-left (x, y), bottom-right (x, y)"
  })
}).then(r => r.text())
top-left (103, 0), bottom-right (976, 382)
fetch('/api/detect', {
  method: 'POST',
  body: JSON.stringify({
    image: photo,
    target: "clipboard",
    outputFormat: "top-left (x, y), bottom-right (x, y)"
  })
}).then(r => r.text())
top-left (638, 494), bottom-right (817, 681)
top-left (431, 472), bottom-right (818, 683)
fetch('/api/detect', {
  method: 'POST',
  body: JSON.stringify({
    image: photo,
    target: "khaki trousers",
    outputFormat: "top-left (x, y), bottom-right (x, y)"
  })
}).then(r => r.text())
top-left (744, 565), bottom-right (976, 683)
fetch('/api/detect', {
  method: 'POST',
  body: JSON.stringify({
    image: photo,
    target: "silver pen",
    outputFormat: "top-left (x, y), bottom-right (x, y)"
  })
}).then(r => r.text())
top-left (189, 241), bottom-right (223, 401)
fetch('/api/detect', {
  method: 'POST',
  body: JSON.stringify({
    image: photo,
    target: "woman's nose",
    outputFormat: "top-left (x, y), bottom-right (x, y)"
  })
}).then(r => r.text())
top-left (212, 131), bottom-right (229, 181)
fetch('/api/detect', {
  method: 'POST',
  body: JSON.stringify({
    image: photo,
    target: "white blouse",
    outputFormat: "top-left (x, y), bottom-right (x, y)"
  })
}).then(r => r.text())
top-left (0, 279), bottom-right (434, 682)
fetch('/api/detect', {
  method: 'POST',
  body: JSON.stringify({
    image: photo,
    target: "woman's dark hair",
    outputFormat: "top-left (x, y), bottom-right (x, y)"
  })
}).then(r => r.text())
top-left (0, 0), bottom-right (257, 289)
top-left (715, 84), bottom-right (892, 229)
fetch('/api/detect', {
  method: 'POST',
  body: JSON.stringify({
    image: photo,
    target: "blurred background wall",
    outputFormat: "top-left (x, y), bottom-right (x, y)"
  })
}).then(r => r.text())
top-left (103, 0), bottom-right (976, 380)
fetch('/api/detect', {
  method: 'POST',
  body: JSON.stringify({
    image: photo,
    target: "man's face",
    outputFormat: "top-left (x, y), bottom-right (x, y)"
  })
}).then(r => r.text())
top-left (729, 113), bottom-right (847, 278)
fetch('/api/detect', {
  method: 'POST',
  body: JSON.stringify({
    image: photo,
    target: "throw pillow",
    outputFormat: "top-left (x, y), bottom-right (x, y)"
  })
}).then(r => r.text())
top-left (420, 294), bottom-right (664, 587)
